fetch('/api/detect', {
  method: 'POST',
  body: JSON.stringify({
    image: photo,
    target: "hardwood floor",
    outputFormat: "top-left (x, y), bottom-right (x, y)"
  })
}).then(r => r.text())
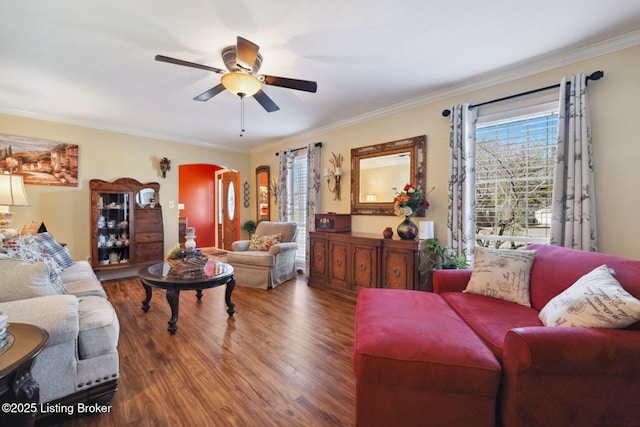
top-left (39, 276), bottom-right (356, 427)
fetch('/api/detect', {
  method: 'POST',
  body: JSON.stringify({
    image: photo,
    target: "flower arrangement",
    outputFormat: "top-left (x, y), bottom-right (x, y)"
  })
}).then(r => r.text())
top-left (393, 183), bottom-right (430, 217)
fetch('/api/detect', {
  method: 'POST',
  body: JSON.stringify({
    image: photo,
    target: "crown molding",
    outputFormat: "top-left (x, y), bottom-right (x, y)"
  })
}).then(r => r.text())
top-left (5, 30), bottom-right (640, 153)
top-left (0, 107), bottom-right (250, 153)
top-left (277, 29), bottom-right (640, 145)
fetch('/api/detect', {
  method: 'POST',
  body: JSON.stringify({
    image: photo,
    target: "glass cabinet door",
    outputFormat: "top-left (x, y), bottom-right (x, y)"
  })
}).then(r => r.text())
top-left (96, 191), bottom-right (132, 266)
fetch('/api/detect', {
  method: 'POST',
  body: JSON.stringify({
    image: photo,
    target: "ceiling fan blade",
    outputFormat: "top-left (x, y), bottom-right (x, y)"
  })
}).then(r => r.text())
top-left (155, 54), bottom-right (225, 74)
top-left (263, 75), bottom-right (317, 93)
top-left (236, 37), bottom-right (260, 71)
top-left (253, 90), bottom-right (280, 112)
top-left (194, 84), bottom-right (226, 101)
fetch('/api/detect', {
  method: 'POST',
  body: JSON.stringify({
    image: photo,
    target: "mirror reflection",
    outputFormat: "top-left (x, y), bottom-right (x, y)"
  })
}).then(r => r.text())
top-left (256, 165), bottom-right (270, 221)
top-left (136, 188), bottom-right (155, 207)
top-left (358, 153), bottom-right (411, 203)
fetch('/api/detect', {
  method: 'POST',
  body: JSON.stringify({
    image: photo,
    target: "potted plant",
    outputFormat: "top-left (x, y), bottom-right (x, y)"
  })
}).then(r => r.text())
top-left (241, 220), bottom-right (257, 238)
top-left (421, 239), bottom-right (469, 272)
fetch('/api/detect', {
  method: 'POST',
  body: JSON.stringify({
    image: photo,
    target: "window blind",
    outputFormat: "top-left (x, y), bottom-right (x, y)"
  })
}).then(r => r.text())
top-left (292, 154), bottom-right (308, 268)
top-left (475, 110), bottom-right (558, 249)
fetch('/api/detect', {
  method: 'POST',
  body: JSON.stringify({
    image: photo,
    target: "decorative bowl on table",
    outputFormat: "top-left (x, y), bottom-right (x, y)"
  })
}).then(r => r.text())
top-left (165, 245), bottom-right (208, 275)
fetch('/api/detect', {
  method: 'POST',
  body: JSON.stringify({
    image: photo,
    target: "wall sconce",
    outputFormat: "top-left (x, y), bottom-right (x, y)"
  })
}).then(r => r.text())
top-left (159, 157), bottom-right (171, 178)
top-left (324, 152), bottom-right (344, 201)
top-left (0, 173), bottom-right (30, 234)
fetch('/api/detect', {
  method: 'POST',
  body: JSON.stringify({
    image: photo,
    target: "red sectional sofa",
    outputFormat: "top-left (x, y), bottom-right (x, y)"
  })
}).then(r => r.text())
top-left (353, 244), bottom-right (640, 427)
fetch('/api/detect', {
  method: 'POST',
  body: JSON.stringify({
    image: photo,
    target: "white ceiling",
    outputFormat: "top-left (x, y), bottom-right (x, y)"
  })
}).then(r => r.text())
top-left (2, 1), bottom-right (640, 152)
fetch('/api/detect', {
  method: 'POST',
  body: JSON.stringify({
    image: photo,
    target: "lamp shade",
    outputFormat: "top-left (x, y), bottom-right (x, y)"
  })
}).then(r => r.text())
top-left (221, 72), bottom-right (263, 96)
top-left (418, 221), bottom-right (434, 240)
top-left (0, 174), bottom-right (30, 206)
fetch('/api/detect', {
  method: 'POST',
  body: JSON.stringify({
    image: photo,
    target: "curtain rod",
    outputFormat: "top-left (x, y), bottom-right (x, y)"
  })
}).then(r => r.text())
top-left (441, 70), bottom-right (604, 117)
top-left (275, 142), bottom-right (322, 156)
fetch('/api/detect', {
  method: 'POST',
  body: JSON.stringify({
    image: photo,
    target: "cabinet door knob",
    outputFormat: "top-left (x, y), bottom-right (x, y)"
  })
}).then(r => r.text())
top-left (392, 267), bottom-right (401, 277)
top-left (359, 262), bottom-right (367, 271)
top-left (336, 257), bottom-right (343, 266)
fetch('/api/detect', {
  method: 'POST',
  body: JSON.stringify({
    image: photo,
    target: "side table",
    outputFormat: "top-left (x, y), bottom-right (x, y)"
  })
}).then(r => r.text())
top-left (0, 322), bottom-right (49, 427)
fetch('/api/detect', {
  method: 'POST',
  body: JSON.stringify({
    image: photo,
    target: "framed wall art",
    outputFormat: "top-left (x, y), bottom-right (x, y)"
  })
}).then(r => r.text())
top-left (0, 134), bottom-right (79, 187)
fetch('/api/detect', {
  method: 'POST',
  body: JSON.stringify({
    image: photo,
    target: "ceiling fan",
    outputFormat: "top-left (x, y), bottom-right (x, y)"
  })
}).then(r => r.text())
top-left (155, 36), bottom-right (318, 113)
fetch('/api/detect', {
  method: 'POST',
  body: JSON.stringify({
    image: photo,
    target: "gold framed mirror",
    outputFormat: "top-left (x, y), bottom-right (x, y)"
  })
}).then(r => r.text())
top-left (350, 135), bottom-right (426, 215)
top-left (256, 165), bottom-right (270, 221)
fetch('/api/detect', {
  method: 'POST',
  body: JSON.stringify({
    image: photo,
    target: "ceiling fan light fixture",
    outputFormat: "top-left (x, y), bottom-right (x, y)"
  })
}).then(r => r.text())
top-left (221, 72), bottom-right (262, 97)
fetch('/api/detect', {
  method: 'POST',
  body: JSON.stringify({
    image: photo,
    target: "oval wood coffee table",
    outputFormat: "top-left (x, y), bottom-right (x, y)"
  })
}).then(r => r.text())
top-left (138, 260), bottom-right (235, 334)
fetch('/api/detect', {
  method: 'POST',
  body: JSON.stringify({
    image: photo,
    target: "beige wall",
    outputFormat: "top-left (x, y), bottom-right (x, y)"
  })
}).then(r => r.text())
top-left (3, 44), bottom-right (639, 261)
top-left (252, 44), bottom-right (640, 259)
top-left (0, 115), bottom-right (250, 261)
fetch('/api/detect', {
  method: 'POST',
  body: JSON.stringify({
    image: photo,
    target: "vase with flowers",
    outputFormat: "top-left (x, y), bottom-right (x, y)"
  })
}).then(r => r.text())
top-left (393, 183), bottom-right (430, 240)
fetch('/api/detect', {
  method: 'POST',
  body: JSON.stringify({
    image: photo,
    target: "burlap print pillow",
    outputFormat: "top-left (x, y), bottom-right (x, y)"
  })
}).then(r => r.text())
top-left (539, 265), bottom-right (640, 328)
top-left (463, 246), bottom-right (537, 307)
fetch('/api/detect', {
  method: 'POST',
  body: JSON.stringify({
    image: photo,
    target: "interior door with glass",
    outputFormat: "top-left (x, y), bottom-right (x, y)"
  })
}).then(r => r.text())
top-left (217, 170), bottom-right (240, 250)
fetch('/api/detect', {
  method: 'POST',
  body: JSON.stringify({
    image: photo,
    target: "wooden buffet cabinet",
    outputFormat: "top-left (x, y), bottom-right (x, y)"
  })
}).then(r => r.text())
top-left (308, 231), bottom-right (428, 301)
top-left (90, 178), bottom-right (164, 270)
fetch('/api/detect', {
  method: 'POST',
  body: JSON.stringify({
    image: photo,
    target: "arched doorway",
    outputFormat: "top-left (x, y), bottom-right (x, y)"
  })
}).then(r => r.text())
top-left (178, 164), bottom-right (240, 250)
top-left (178, 164), bottom-right (220, 248)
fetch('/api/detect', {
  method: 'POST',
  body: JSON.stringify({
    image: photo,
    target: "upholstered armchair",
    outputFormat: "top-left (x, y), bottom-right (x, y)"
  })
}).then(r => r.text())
top-left (227, 221), bottom-right (298, 289)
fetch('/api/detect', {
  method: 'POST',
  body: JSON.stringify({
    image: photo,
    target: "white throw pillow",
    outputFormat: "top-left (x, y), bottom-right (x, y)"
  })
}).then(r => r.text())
top-left (539, 265), bottom-right (640, 328)
top-left (463, 246), bottom-right (537, 307)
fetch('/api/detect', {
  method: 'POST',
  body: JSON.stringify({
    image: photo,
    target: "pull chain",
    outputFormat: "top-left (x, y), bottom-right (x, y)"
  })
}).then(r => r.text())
top-left (239, 93), bottom-right (246, 137)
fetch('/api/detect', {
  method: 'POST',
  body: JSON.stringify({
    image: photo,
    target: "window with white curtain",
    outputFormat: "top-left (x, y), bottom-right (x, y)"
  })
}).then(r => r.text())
top-left (475, 95), bottom-right (559, 249)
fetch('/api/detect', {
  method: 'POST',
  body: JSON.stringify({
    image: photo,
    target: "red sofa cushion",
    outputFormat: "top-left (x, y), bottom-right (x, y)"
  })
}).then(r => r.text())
top-left (354, 289), bottom-right (501, 426)
top-left (354, 289), bottom-right (500, 394)
top-left (441, 292), bottom-right (543, 361)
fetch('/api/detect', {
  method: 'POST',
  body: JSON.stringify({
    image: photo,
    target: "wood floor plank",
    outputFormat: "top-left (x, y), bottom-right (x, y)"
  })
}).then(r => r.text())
top-left (38, 276), bottom-right (356, 427)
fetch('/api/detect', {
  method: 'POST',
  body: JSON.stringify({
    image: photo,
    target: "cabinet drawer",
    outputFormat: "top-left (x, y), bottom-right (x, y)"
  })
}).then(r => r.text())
top-left (353, 245), bottom-right (377, 290)
top-left (135, 209), bottom-right (163, 233)
top-left (329, 241), bottom-right (350, 289)
top-left (136, 232), bottom-right (163, 243)
top-left (311, 240), bottom-right (327, 276)
top-left (136, 242), bottom-right (164, 263)
top-left (383, 249), bottom-right (414, 290)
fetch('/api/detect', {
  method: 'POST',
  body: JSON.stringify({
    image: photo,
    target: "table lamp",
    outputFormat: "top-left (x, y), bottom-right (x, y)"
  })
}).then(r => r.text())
top-left (0, 173), bottom-right (30, 234)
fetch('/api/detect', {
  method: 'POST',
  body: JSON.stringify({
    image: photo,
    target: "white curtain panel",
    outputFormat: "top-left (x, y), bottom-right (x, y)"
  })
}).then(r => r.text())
top-left (306, 143), bottom-right (322, 231)
top-left (550, 74), bottom-right (597, 251)
top-left (304, 142), bottom-right (322, 273)
top-left (276, 149), bottom-right (294, 221)
top-left (447, 104), bottom-right (478, 262)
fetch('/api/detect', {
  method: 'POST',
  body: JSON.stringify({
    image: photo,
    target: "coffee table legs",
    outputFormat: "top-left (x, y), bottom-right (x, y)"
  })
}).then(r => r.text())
top-left (141, 283), bottom-right (152, 312)
top-left (141, 285), bottom-right (184, 334)
top-left (166, 289), bottom-right (180, 334)
top-left (140, 277), bottom-right (235, 334)
top-left (225, 277), bottom-right (236, 316)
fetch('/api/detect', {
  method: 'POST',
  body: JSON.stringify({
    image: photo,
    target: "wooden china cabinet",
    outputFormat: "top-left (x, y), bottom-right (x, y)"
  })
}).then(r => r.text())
top-left (308, 231), bottom-right (426, 301)
top-left (89, 178), bottom-right (164, 270)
